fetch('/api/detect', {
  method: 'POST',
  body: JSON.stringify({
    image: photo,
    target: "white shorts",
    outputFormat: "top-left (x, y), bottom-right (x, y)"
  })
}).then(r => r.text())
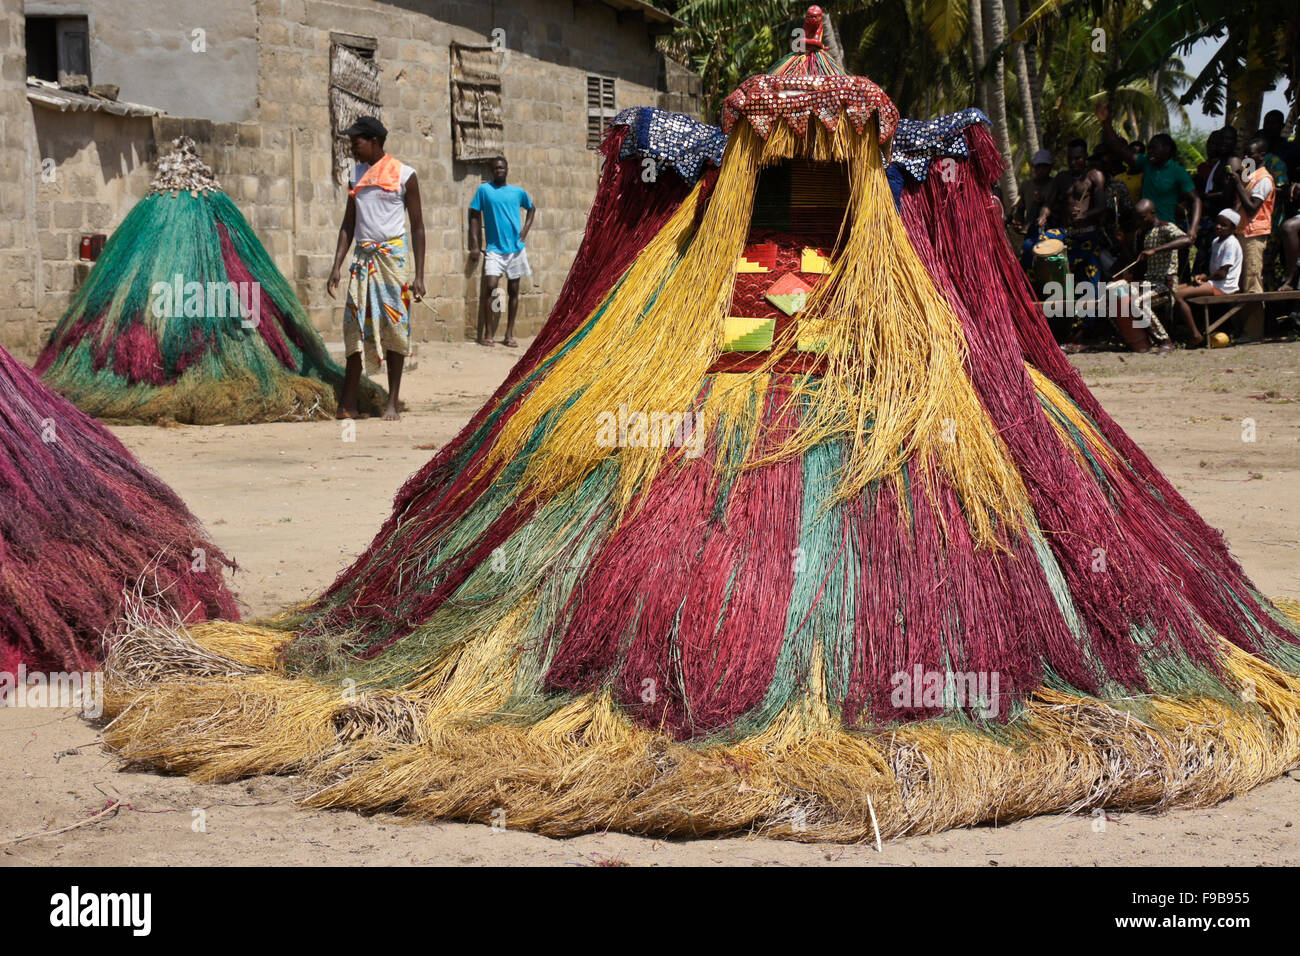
top-left (484, 248), bottom-right (531, 279)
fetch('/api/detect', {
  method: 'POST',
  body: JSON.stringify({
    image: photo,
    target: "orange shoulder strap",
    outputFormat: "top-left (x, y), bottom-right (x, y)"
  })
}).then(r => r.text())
top-left (349, 154), bottom-right (402, 196)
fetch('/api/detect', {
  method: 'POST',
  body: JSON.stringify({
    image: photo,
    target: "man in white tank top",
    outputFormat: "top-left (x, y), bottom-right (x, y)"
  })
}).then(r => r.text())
top-left (326, 116), bottom-right (425, 420)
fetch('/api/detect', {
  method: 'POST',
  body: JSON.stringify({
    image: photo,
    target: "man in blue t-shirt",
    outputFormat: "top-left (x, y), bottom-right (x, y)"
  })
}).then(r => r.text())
top-left (468, 157), bottom-right (536, 347)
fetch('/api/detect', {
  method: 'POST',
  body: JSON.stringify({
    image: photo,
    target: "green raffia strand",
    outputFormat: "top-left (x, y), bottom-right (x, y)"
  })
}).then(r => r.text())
top-left (709, 375), bottom-right (764, 520)
top-left (442, 244), bottom-right (689, 474)
top-left (714, 436), bottom-right (859, 741)
top-left (1036, 391), bottom-right (1111, 492)
top-left (504, 462), bottom-right (625, 717)
top-left (286, 400), bottom-right (579, 673)
top-left (40, 191), bottom-right (385, 423)
top-left (282, 331), bottom-right (1296, 743)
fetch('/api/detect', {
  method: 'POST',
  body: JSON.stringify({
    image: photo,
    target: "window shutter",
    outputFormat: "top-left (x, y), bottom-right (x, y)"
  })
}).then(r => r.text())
top-left (329, 34), bottom-right (381, 185)
top-left (586, 74), bottom-right (615, 149)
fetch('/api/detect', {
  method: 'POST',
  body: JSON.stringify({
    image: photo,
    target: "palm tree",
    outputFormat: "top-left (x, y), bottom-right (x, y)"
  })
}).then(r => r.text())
top-left (982, 0), bottom-right (1020, 208)
top-left (1005, 0), bottom-right (1040, 154)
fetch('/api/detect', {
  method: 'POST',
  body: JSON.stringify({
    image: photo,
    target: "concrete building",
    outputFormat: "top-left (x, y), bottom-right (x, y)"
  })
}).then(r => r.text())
top-left (0, 0), bottom-right (701, 358)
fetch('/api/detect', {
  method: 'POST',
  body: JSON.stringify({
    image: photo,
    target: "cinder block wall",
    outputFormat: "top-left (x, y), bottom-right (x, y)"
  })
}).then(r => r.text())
top-left (1, 0), bottom-right (41, 356)
top-left (31, 109), bottom-right (155, 337)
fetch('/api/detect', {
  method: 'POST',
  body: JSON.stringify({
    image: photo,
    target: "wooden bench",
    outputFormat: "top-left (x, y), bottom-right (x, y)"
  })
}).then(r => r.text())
top-left (1184, 290), bottom-right (1300, 338)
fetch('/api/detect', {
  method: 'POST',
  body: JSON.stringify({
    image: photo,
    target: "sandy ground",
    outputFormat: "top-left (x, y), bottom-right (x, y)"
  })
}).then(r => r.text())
top-left (3, 339), bottom-right (1299, 866)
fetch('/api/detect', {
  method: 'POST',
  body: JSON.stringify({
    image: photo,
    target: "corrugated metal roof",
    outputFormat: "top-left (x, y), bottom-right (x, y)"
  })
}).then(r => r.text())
top-left (26, 81), bottom-right (165, 118)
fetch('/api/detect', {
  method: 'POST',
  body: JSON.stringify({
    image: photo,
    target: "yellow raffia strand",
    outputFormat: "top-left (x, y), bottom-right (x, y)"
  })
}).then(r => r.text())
top-left (481, 119), bottom-right (1027, 546)
top-left (753, 122), bottom-right (1028, 546)
top-left (100, 605), bottom-right (1300, 841)
top-left (1027, 365), bottom-right (1118, 466)
top-left (483, 132), bottom-right (760, 516)
top-left (697, 371), bottom-right (768, 482)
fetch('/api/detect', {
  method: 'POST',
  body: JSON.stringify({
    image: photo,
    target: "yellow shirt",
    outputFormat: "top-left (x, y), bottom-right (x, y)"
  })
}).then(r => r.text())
top-left (1116, 171), bottom-right (1143, 200)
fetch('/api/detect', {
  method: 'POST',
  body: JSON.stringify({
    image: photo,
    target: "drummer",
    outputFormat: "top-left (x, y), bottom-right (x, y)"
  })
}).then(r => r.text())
top-left (1034, 139), bottom-right (1109, 334)
top-left (1010, 149), bottom-right (1056, 268)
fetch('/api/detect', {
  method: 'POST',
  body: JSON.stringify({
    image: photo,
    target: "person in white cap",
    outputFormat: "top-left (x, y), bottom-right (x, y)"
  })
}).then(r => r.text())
top-left (1173, 208), bottom-right (1243, 345)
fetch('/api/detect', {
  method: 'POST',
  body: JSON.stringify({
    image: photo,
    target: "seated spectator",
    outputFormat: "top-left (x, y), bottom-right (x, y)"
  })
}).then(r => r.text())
top-left (1280, 183), bottom-right (1300, 291)
top-left (1130, 198), bottom-right (1187, 350)
top-left (1174, 210), bottom-right (1243, 346)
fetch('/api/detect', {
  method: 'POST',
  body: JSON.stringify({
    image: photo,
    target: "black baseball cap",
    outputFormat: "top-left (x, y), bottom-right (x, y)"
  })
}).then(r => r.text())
top-left (342, 116), bottom-right (387, 139)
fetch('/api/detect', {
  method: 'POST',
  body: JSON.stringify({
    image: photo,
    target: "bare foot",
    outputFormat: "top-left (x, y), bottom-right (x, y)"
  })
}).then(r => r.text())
top-left (480, 338), bottom-right (496, 347)
top-left (503, 337), bottom-right (519, 348)
top-left (381, 404), bottom-right (401, 421)
top-left (1187, 335), bottom-right (1205, 349)
top-left (336, 408), bottom-right (358, 420)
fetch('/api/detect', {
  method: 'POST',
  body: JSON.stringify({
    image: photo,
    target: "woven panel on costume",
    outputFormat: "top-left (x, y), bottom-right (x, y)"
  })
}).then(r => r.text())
top-left (751, 160), bottom-right (849, 236)
top-left (721, 316), bottom-right (776, 352)
top-left (726, 232), bottom-right (833, 359)
top-left (730, 234), bottom-right (814, 320)
top-left (796, 317), bottom-right (834, 352)
top-left (766, 272), bottom-right (813, 316)
top-left (800, 247), bottom-right (832, 273)
top-left (450, 42), bottom-right (505, 162)
top-left (737, 241), bottom-right (778, 273)
top-left (609, 107), bottom-right (727, 185)
top-left (721, 73), bottom-right (899, 142)
top-left (890, 108), bottom-right (989, 182)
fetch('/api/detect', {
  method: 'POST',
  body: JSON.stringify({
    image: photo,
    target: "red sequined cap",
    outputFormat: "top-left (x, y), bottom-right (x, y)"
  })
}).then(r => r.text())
top-left (720, 6), bottom-right (899, 143)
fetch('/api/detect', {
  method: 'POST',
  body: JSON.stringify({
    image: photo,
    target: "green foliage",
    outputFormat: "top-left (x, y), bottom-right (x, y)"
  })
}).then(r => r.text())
top-left (1170, 124), bottom-right (1212, 168)
top-left (663, 0), bottom-right (1294, 176)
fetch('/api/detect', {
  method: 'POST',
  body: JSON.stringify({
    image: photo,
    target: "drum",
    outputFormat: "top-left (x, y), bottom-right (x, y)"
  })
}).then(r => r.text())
top-left (1031, 237), bottom-right (1068, 298)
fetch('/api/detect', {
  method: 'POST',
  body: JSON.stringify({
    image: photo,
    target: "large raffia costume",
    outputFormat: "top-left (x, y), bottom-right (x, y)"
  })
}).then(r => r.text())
top-left (36, 138), bottom-right (385, 424)
top-left (103, 12), bottom-right (1300, 841)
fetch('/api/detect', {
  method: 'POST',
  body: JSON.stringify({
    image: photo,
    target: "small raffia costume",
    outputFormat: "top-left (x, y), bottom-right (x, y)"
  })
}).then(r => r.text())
top-left (344, 154), bottom-right (415, 373)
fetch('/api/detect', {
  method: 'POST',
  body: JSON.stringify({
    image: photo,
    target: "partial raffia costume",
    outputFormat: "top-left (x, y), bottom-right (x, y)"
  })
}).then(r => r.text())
top-left (102, 8), bottom-right (1300, 843)
top-left (0, 343), bottom-right (236, 675)
top-left (36, 137), bottom-right (386, 424)
top-left (344, 154), bottom-right (415, 373)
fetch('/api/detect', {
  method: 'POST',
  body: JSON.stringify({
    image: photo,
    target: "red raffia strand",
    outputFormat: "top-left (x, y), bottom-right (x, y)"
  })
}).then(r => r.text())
top-left (548, 378), bottom-right (803, 739)
top-left (0, 345), bottom-right (237, 674)
top-left (217, 223), bottom-right (295, 369)
top-left (297, 126), bottom-right (714, 644)
top-left (844, 466), bottom-right (1068, 725)
top-left (898, 124), bottom-right (1296, 667)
